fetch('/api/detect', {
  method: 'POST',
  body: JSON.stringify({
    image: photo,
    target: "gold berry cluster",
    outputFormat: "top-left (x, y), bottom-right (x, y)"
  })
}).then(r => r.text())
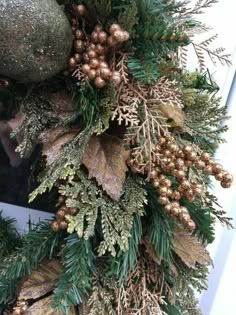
top-left (65, 4), bottom-right (129, 88)
top-left (51, 196), bottom-right (78, 232)
top-left (12, 301), bottom-right (28, 315)
top-left (128, 136), bottom-right (233, 230)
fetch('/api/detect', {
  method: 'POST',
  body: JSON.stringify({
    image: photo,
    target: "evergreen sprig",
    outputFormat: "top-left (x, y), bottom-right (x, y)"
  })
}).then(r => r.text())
top-left (0, 211), bottom-right (22, 259)
top-left (0, 221), bottom-right (63, 304)
top-left (53, 234), bottom-right (95, 313)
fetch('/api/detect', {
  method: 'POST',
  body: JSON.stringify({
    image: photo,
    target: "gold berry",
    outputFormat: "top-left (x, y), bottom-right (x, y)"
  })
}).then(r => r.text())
top-left (204, 165), bottom-right (213, 175)
top-left (158, 196), bottom-right (169, 205)
top-left (183, 145), bottom-right (192, 154)
top-left (88, 69), bottom-right (97, 80)
top-left (59, 221), bottom-right (68, 230)
top-left (51, 221), bottom-right (60, 232)
top-left (201, 152), bottom-right (211, 162)
top-left (112, 71), bottom-right (122, 84)
top-left (221, 181), bottom-right (232, 188)
top-left (109, 24), bottom-right (121, 34)
top-left (90, 58), bottom-right (100, 69)
top-left (195, 160), bottom-right (205, 170)
top-left (223, 173), bottom-right (233, 183)
top-left (74, 4), bottom-right (87, 16)
top-left (94, 77), bottom-right (107, 89)
top-left (98, 31), bottom-right (108, 44)
top-left (91, 31), bottom-right (99, 43)
top-left (82, 64), bottom-right (91, 74)
top-left (87, 50), bottom-right (97, 59)
top-left (113, 30), bottom-right (125, 42)
top-left (74, 29), bottom-right (85, 40)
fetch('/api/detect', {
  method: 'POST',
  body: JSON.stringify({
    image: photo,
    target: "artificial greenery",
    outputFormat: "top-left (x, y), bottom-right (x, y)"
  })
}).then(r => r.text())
top-left (0, 1), bottom-right (233, 314)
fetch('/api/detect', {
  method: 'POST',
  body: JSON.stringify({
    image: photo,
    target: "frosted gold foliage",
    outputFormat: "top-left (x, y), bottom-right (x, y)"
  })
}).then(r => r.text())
top-left (116, 255), bottom-right (170, 315)
top-left (41, 127), bottom-right (79, 165)
top-left (18, 259), bottom-right (62, 300)
top-left (173, 228), bottom-right (212, 269)
top-left (24, 295), bottom-right (76, 315)
top-left (82, 134), bottom-right (129, 201)
top-left (61, 173), bottom-right (146, 256)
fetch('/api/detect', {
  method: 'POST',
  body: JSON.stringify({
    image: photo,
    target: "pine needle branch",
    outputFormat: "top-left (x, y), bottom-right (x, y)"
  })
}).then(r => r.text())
top-left (0, 221), bottom-right (63, 304)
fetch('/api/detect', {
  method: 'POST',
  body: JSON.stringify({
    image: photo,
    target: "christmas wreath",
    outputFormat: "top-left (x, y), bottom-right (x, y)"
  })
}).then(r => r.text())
top-left (0, 1), bottom-right (233, 314)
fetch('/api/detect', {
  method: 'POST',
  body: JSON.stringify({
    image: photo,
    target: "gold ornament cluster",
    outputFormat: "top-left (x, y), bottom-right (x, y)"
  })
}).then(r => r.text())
top-left (51, 196), bottom-right (78, 232)
top-left (128, 136), bottom-right (233, 230)
top-left (65, 4), bottom-right (130, 89)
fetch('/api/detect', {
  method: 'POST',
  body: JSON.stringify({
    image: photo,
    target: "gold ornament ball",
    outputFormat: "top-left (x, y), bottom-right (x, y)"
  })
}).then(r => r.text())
top-left (98, 31), bottom-right (108, 44)
top-left (112, 71), bottom-right (122, 84)
top-left (74, 29), bottom-right (85, 40)
top-left (94, 77), bottom-right (107, 89)
top-left (153, 179), bottom-right (160, 188)
top-left (83, 53), bottom-right (90, 63)
top-left (51, 221), bottom-right (60, 232)
top-left (82, 64), bottom-right (91, 74)
top-left (175, 158), bottom-right (185, 170)
top-left (180, 206), bottom-right (189, 214)
top-left (195, 160), bottom-right (206, 170)
top-left (163, 149), bottom-right (171, 157)
top-left (109, 23), bottom-right (121, 34)
top-left (204, 165), bottom-right (213, 175)
top-left (158, 137), bottom-right (166, 146)
top-left (171, 207), bottom-right (181, 216)
top-left (88, 69), bottom-right (97, 80)
top-left (215, 172), bottom-right (225, 181)
top-left (56, 209), bottom-right (66, 219)
top-left (89, 58), bottom-right (100, 69)
top-left (74, 53), bottom-right (82, 62)
top-left (181, 180), bottom-right (191, 190)
top-left (59, 221), bottom-right (68, 230)
top-left (74, 4), bottom-right (87, 16)
top-left (221, 181), bottom-right (232, 188)
top-left (87, 50), bottom-right (97, 59)
top-left (158, 196), bottom-right (169, 205)
top-left (213, 163), bottom-right (223, 174)
top-left (187, 151), bottom-right (197, 161)
top-left (201, 152), bottom-right (211, 162)
top-left (183, 145), bottom-right (192, 155)
top-left (165, 204), bottom-right (172, 213)
top-left (68, 57), bottom-right (77, 68)
top-left (91, 31), bottom-right (99, 43)
top-left (150, 169), bottom-right (158, 179)
top-left (167, 162), bottom-right (175, 172)
top-left (95, 44), bottom-right (106, 55)
top-left (99, 61), bottom-right (109, 69)
top-left (223, 173), bottom-right (233, 183)
top-left (123, 31), bottom-right (130, 41)
top-left (159, 186), bottom-right (168, 196)
top-left (172, 190), bottom-right (181, 200)
top-left (174, 170), bottom-right (185, 180)
top-left (74, 40), bottom-right (85, 53)
top-left (168, 143), bottom-right (178, 153)
top-left (100, 67), bottom-right (112, 80)
top-left (113, 30), bottom-right (125, 42)
top-left (187, 220), bottom-right (196, 231)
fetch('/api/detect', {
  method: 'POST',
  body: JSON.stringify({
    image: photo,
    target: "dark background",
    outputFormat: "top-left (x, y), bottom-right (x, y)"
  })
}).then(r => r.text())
top-left (0, 144), bottom-right (51, 211)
